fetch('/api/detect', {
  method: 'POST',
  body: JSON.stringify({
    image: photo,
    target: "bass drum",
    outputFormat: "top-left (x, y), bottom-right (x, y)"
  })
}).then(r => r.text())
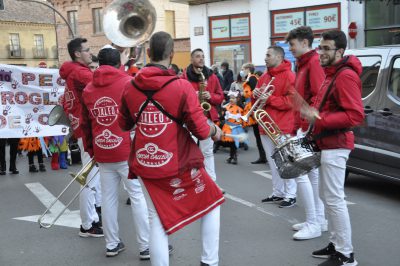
top-left (271, 136), bottom-right (320, 179)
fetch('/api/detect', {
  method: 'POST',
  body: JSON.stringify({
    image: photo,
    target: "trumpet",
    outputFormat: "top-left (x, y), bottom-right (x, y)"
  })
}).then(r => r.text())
top-left (198, 68), bottom-right (212, 113)
top-left (254, 109), bottom-right (289, 146)
top-left (37, 158), bottom-right (98, 228)
top-left (241, 77), bottom-right (275, 122)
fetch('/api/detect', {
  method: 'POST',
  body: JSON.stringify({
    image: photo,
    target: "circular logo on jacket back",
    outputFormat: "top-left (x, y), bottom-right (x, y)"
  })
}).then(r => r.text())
top-left (137, 102), bottom-right (172, 137)
top-left (95, 129), bottom-right (123, 149)
top-left (91, 97), bottom-right (118, 126)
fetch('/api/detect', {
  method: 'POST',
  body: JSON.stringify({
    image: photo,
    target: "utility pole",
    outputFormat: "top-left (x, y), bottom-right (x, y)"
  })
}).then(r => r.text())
top-left (16, 0), bottom-right (75, 38)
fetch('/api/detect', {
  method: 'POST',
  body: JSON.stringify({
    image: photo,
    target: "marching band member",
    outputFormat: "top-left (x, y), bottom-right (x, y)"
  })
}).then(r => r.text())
top-left (241, 63), bottom-right (267, 164)
top-left (220, 90), bottom-right (248, 165)
top-left (286, 26), bottom-right (327, 240)
top-left (81, 48), bottom-right (150, 258)
top-left (254, 46), bottom-right (297, 208)
top-left (303, 30), bottom-right (364, 266)
top-left (59, 38), bottom-right (103, 237)
top-left (118, 31), bottom-right (224, 266)
top-left (182, 48), bottom-right (224, 184)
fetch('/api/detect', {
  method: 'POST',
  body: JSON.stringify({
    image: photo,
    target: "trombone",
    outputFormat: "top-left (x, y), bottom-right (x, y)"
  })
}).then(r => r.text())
top-left (37, 158), bottom-right (98, 228)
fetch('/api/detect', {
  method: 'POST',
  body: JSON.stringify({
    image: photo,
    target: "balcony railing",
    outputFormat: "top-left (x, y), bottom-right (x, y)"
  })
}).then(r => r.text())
top-left (6, 45), bottom-right (25, 58)
top-left (33, 47), bottom-right (48, 59)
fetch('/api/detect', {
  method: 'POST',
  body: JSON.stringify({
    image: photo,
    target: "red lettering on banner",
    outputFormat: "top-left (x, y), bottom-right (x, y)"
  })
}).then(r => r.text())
top-left (38, 114), bottom-right (48, 125)
top-left (57, 77), bottom-right (65, 86)
top-left (39, 74), bottom-right (53, 87)
top-left (22, 73), bottom-right (35, 85)
top-left (15, 92), bottom-right (28, 104)
top-left (0, 115), bottom-right (6, 128)
top-left (1, 91), bottom-right (15, 105)
top-left (29, 93), bottom-right (42, 105)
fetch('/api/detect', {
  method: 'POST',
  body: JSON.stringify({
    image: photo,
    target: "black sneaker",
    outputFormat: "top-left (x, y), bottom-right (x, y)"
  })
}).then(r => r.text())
top-left (200, 262), bottom-right (210, 266)
top-left (318, 252), bottom-right (358, 266)
top-left (312, 242), bottom-right (336, 258)
top-left (139, 245), bottom-right (173, 260)
top-left (9, 169), bottom-right (19, 174)
top-left (0, 169), bottom-right (5, 175)
top-left (261, 195), bottom-right (284, 203)
top-left (29, 164), bottom-right (38, 173)
top-left (106, 242), bottom-right (125, 257)
top-left (39, 163), bottom-right (46, 172)
top-left (278, 197), bottom-right (296, 208)
top-left (78, 225), bottom-right (104, 238)
top-left (92, 220), bottom-right (102, 229)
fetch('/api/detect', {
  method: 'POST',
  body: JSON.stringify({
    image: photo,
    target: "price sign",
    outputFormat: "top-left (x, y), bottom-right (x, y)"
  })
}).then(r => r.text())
top-left (306, 7), bottom-right (339, 31)
top-left (273, 11), bottom-right (304, 35)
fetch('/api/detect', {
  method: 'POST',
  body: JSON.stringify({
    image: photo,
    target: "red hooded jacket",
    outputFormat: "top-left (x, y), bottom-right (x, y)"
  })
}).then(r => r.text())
top-left (255, 60), bottom-right (296, 135)
top-left (59, 61), bottom-right (93, 138)
top-left (118, 65), bottom-right (210, 179)
top-left (312, 55), bottom-right (365, 150)
top-left (81, 65), bottom-right (132, 163)
top-left (294, 50), bottom-right (325, 130)
top-left (182, 65), bottom-right (224, 122)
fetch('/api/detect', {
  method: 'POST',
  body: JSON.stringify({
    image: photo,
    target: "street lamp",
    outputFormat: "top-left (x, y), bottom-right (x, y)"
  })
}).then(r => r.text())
top-left (16, 0), bottom-right (75, 38)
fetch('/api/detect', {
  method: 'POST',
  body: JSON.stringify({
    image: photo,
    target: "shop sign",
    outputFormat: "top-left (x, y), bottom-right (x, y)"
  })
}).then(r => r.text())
top-left (306, 7), bottom-right (339, 31)
top-left (273, 11), bottom-right (304, 34)
top-left (231, 17), bottom-right (249, 38)
top-left (211, 18), bottom-right (230, 39)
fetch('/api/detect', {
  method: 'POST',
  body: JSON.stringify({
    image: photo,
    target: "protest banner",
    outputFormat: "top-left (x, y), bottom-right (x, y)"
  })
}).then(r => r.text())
top-left (0, 64), bottom-right (68, 138)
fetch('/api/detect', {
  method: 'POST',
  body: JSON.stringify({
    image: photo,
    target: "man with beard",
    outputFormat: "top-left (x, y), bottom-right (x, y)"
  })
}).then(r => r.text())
top-left (182, 49), bottom-right (224, 185)
top-left (254, 46), bottom-right (297, 208)
top-left (303, 30), bottom-right (364, 266)
top-left (285, 26), bottom-right (327, 240)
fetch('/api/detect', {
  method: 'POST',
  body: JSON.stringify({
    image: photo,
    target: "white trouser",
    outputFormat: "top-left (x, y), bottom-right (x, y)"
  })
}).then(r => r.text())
top-left (319, 149), bottom-right (353, 256)
top-left (260, 135), bottom-right (296, 198)
top-left (99, 162), bottom-right (149, 251)
top-left (139, 178), bottom-right (220, 266)
top-left (78, 138), bottom-right (101, 230)
top-left (296, 168), bottom-right (325, 226)
top-left (199, 136), bottom-right (217, 182)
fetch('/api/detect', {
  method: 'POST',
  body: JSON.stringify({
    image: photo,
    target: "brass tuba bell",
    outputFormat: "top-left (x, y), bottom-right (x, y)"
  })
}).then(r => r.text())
top-left (103, 0), bottom-right (157, 47)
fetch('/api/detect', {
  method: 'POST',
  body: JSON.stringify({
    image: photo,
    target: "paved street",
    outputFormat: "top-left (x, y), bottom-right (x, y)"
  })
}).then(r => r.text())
top-left (1, 133), bottom-right (399, 266)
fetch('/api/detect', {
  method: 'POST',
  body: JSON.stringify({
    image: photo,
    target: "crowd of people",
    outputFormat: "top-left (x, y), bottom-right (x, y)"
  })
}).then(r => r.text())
top-left (0, 26), bottom-right (365, 266)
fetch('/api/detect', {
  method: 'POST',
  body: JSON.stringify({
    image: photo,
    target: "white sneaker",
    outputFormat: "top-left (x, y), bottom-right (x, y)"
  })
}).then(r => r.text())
top-left (293, 223), bottom-right (321, 240)
top-left (292, 221), bottom-right (328, 232)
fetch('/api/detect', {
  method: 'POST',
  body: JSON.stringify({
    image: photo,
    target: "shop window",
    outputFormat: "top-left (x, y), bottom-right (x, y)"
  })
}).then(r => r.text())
top-left (211, 43), bottom-right (250, 77)
top-left (357, 56), bottom-right (381, 98)
top-left (366, 1), bottom-right (400, 29)
top-left (365, 28), bottom-right (400, 46)
top-left (165, 10), bottom-right (175, 38)
top-left (68, 10), bottom-right (78, 37)
top-left (389, 57), bottom-right (400, 99)
top-left (92, 8), bottom-right (103, 34)
top-left (209, 14), bottom-right (251, 76)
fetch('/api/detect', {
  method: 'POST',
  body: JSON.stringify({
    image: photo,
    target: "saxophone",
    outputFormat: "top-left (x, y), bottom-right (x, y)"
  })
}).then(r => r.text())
top-left (197, 68), bottom-right (211, 112)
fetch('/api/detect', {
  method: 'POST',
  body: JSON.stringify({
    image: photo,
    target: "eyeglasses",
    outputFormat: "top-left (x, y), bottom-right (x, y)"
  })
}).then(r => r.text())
top-left (80, 48), bottom-right (90, 53)
top-left (316, 46), bottom-right (339, 54)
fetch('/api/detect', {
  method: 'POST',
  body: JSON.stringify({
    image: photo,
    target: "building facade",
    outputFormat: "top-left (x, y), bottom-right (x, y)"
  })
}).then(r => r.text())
top-left (51, 0), bottom-right (191, 68)
top-left (0, 0), bottom-right (58, 68)
top-left (173, 0), bottom-right (399, 75)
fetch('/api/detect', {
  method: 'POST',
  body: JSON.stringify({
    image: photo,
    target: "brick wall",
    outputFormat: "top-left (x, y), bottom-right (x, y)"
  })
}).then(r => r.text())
top-left (52, 0), bottom-right (190, 64)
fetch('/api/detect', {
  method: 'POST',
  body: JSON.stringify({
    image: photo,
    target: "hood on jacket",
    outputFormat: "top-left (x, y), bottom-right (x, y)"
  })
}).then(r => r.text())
top-left (92, 65), bottom-right (128, 88)
top-left (325, 55), bottom-right (363, 77)
top-left (133, 64), bottom-right (178, 91)
top-left (267, 59), bottom-right (293, 76)
top-left (59, 61), bottom-right (76, 80)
